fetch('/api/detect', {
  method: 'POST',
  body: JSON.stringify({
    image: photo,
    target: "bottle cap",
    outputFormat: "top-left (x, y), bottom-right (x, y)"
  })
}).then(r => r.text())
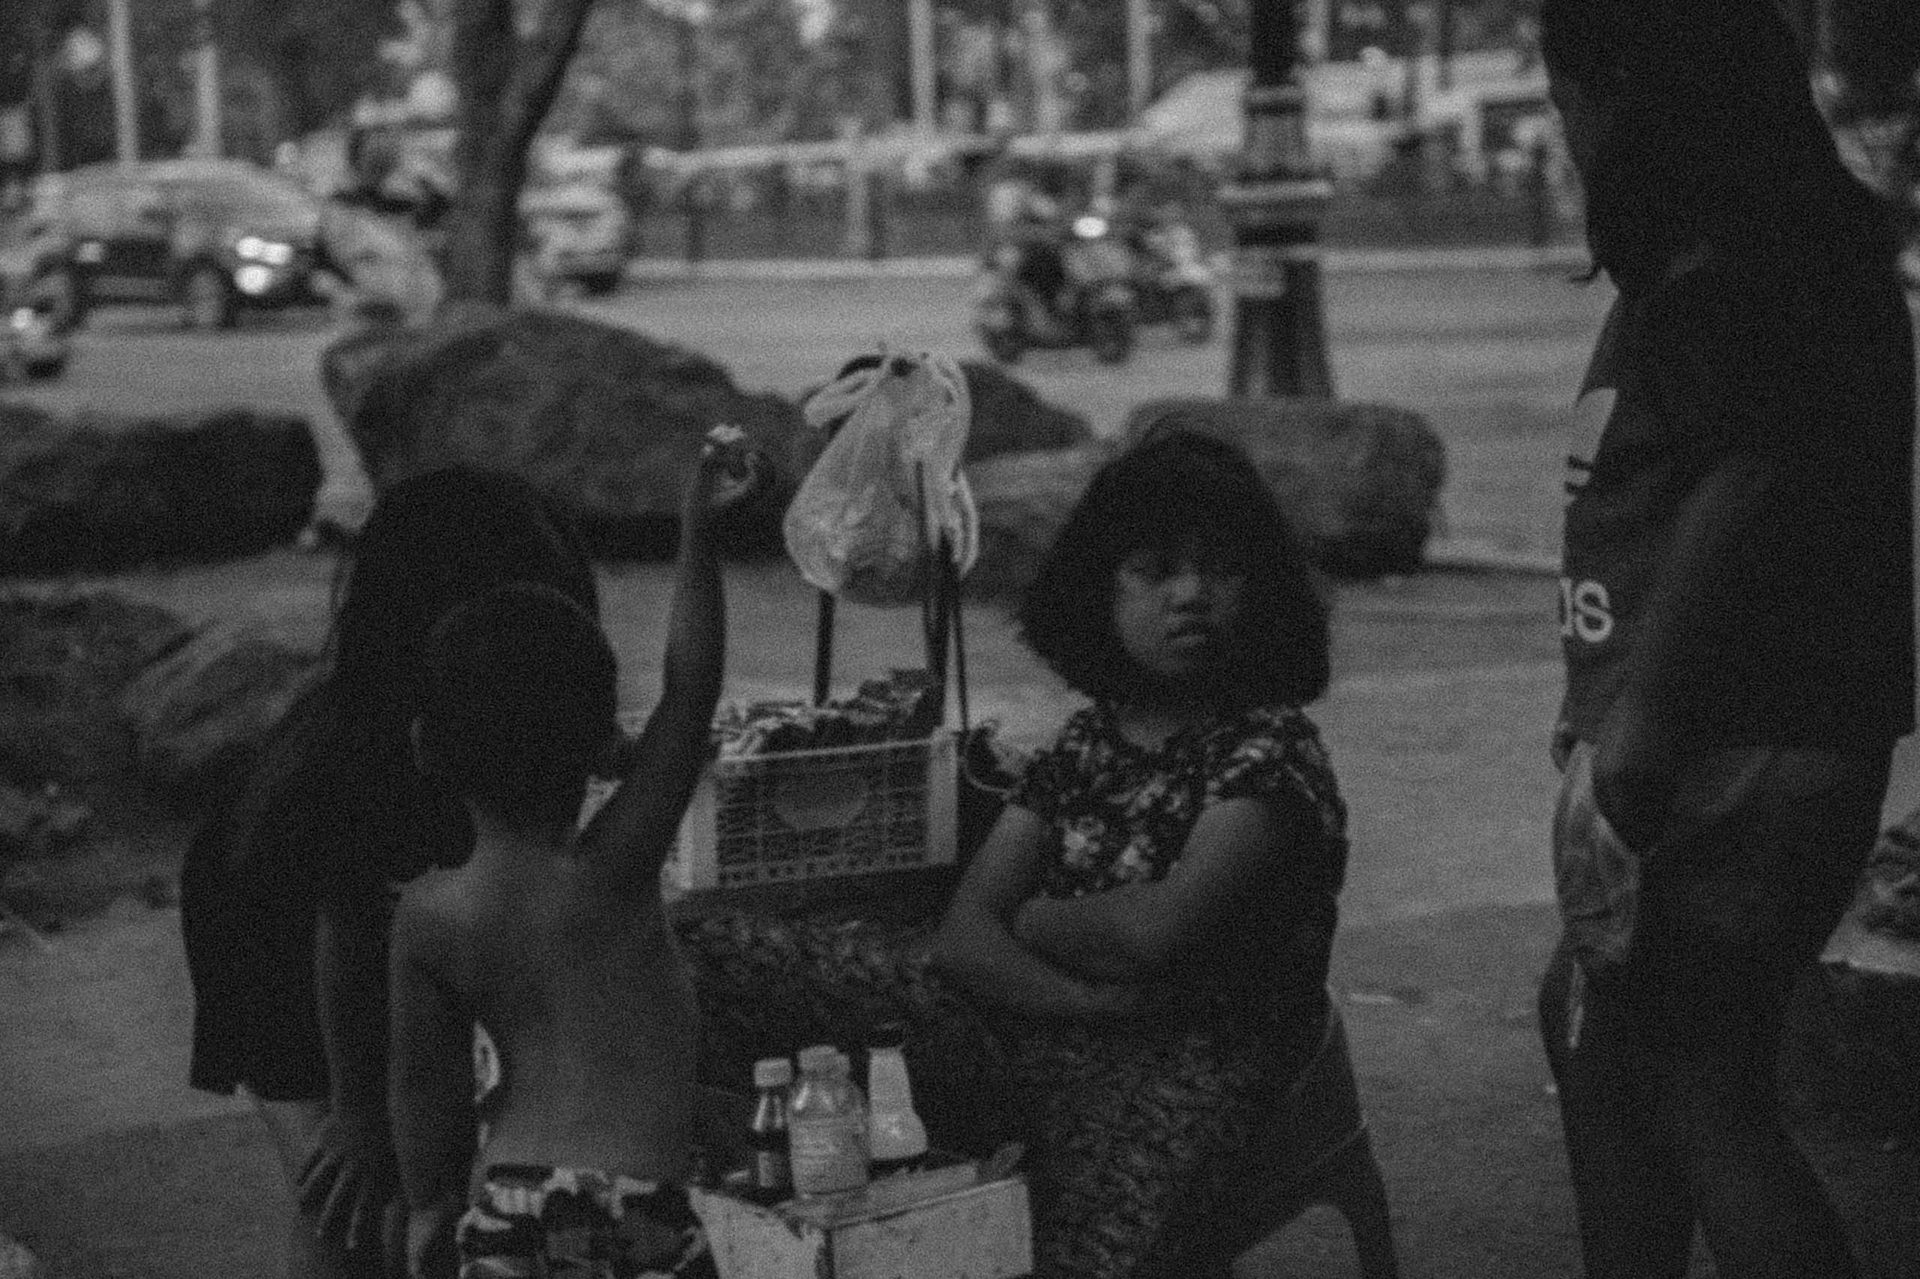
top-left (753, 1056), bottom-right (794, 1088)
top-left (796, 1045), bottom-right (838, 1074)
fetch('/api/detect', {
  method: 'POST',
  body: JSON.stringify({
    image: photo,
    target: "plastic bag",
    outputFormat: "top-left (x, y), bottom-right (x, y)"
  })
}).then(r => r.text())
top-left (782, 351), bottom-right (980, 606)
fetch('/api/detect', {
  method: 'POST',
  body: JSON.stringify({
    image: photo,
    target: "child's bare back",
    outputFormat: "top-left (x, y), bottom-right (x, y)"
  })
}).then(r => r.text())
top-left (402, 835), bottom-right (697, 1180)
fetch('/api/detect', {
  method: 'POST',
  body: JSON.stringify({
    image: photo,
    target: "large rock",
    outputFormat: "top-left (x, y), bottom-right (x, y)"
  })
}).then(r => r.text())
top-left (958, 362), bottom-right (1093, 462)
top-left (321, 306), bottom-right (804, 558)
top-left (963, 443), bottom-right (1112, 600)
top-left (1123, 397), bottom-right (1447, 578)
top-left (118, 618), bottom-right (321, 812)
top-left (0, 402), bottom-right (322, 577)
top-left (0, 591), bottom-right (317, 816)
top-left (0, 592), bottom-right (194, 790)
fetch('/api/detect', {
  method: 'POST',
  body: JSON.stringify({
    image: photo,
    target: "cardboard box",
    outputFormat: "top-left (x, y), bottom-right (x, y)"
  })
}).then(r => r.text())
top-left (690, 1170), bottom-right (1033, 1279)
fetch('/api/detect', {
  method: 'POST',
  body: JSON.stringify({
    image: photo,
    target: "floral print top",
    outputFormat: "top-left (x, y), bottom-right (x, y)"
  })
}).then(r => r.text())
top-left (1009, 701), bottom-right (1348, 1019)
top-left (1012, 702), bottom-right (1348, 899)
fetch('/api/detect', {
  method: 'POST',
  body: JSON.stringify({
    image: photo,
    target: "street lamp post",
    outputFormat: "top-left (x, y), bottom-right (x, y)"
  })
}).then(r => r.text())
top-left (676, 7), bottom-right (706, 264)
top-left (189, 0), bottom-right (222, 157)
top-left (106, 0), bottom-right (139, 164)
top-left (1222, 0), bottom-right (1334, 398)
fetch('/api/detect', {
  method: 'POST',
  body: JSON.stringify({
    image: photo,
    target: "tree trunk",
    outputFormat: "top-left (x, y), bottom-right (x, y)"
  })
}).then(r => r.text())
top-left (438, 0), bottom-right (597, 307)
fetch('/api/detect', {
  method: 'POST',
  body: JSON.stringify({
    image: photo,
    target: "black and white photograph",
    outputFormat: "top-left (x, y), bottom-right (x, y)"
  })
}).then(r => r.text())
top-left (1, 1), bottom-right (1917, 1276)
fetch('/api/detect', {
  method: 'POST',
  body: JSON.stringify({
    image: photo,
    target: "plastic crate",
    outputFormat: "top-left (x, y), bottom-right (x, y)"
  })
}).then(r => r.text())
top-left (667, 731), bottom-right (958, 892)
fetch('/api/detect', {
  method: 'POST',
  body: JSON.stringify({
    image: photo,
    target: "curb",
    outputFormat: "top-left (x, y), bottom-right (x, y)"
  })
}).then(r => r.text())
top-left (624, 244), bottom-right (1589, 284)
top-left (1421, 538), bottom-right (1560, 577)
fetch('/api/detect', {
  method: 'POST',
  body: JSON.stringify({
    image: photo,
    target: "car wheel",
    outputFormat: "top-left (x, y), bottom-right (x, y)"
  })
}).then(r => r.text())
top-left (24, 354), bottom-right (70, 380)
top-left (42, 268), bottom-right (88, 332)
top-left (181, 265), bottom-right (236, 331)
top-left (1089, 309), bottom-right (1134, 365)
top-left (1172, 288), bottom-right (1215, 343)
top-left (580, 271), bottom-right (624, 297)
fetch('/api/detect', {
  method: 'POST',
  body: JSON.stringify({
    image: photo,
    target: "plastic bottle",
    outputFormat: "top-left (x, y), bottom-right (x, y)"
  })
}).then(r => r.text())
top-left (864, 1023), bottom-right (929, 1176)
top-left (787, 1044), bottom-right (870, 1196)
top-left (746, 1056), bottom-right (794, 1203)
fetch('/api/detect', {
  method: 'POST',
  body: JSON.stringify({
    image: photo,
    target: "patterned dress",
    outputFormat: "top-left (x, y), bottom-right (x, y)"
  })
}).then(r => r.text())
top-left (674, 701), bottom-right (1348, 1279)
top-left (996, 701), bottom-right (1349, 1279)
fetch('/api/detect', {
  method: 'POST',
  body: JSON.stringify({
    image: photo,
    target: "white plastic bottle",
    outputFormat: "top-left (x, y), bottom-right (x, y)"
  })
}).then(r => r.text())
top-left (865, 1024), bottom-right (929, 1175)
top-left (787, 1044), bottom-right (870, 1196)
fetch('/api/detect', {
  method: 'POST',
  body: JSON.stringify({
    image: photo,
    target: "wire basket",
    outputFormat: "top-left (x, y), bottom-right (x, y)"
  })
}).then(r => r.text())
top-left (669, 732), bottom-right (958, 892)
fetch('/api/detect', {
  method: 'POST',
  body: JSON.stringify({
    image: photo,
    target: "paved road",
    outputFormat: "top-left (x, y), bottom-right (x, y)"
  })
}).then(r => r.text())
top-left (14, 265), bottom-right (1609, 559)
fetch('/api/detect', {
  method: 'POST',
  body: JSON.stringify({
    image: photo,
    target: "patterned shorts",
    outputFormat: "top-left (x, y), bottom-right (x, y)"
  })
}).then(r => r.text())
top-left (457, 1165), bottom-right (717, 1279)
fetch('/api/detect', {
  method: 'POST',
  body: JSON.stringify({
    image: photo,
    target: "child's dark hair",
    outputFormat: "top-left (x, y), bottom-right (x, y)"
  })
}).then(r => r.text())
top-left (1018, 424), bottom-right (1330, 705)
top-left (418, 583), bottom-right (619, 828)
top-left (331, 467), bottom-right (599, 722)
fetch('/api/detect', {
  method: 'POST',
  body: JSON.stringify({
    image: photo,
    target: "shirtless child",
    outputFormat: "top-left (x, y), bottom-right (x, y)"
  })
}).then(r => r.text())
top-left (388, 430), bottom-right (760, 1279)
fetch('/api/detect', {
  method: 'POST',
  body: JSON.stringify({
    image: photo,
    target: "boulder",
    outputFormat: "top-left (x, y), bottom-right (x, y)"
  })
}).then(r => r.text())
top-left (118, 618), bottom-right (321, 812)
top-left (1123, 398), bottom-right (1447, 578)
top-left (0, 782), bottom-right (92, 864)
top-left (0, 402), bottom-right (322, 576)
top-left (321, 307), bottom-right (804, 558)
top-left (962, 443), bottom-right (1112, 600)
top-left (958, 361), bottom-right (1093, 462)
top-left (0, 592), bottom-right (195, 790)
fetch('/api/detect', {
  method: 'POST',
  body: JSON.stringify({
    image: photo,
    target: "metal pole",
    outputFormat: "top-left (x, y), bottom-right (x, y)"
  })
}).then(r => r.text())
top-left (909, 0), bottom-right (937, 132)
top-left (31, 12), bottom-right (62, 173)
top-left (189, 0), bottom-right (222, 157)
top-left (677, 13), bottom-right (705, 263)
top-left (106, 0), bottom-right (139, 164)
top-left (1127, 0), bottom-right (1152, 120)
top-left (1223, 0), bottom-right (1334, 398)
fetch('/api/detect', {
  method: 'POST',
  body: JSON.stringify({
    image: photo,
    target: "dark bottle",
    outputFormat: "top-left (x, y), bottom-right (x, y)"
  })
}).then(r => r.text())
top-left (747, 1055), bottom-right (794, 1203)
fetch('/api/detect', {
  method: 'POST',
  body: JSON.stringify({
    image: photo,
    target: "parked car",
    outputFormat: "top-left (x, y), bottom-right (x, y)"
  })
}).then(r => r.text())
top-left (518, 182), bottom-right (635, 296)
top-left (37, 158), bottom-right (343, 331)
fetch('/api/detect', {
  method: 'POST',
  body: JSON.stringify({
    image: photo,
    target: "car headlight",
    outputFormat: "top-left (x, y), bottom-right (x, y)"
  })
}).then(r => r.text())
top-left (1073, 215), bottom-right (1109, 239)
top-left (8, 306), bottom-right (36, 332)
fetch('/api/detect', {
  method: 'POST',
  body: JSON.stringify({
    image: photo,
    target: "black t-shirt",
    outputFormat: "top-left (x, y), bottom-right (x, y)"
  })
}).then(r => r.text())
top-left (1560, 256), bottom-right (1916, 748)
top-left (181, 680), bottom-right (472, 1098)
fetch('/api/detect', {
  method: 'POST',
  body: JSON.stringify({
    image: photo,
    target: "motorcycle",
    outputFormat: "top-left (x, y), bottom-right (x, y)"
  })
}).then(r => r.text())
top-left (974, 212), bottom-right (1138, 366)
top-left (1128, 220), bottom-right (1217, 344)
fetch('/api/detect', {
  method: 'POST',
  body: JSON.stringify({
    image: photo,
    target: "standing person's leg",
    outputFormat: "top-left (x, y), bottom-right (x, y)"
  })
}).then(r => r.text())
top-left (1539, 742), bottom-right (1697, 1278)
top-left (1538, 944), bottom-right (1697, 1278)
top-left (253, 1097), bottom-right (347, 1279)
top-left (1639, 757), bottom-right (1885, 1279)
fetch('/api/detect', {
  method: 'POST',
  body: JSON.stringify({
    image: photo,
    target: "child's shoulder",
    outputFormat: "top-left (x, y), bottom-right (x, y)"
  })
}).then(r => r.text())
top-left (394, 861), bottom-right (479, 936)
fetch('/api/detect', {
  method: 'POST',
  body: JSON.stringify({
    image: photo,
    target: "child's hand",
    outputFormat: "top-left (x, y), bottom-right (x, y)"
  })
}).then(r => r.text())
top-left (685, 424), bottom-right (764, 525)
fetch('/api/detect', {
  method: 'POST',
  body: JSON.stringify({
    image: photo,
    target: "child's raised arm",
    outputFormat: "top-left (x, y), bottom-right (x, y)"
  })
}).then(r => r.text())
top-left (583, 426), bottom-right (761, 890)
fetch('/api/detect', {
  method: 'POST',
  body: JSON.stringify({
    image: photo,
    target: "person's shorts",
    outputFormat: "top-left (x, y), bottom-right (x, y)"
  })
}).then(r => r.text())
top-left (458, 1165), bottom-right (716, 1279)
top-left (1551, 740), bottom-right (1888, 974)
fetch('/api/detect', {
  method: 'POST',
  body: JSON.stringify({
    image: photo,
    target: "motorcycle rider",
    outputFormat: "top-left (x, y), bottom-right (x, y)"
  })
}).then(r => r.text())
top-left (985, 163), bottom-right (1074, 340)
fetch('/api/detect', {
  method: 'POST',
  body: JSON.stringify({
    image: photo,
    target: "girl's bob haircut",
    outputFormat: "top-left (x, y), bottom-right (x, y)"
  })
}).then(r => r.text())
top-left (1018, 423), bottom-right (1331, 706)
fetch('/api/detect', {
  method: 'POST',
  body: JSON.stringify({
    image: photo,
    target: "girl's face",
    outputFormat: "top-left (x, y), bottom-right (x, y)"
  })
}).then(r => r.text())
top-left (1110, 534), bottom-right (1248, 692)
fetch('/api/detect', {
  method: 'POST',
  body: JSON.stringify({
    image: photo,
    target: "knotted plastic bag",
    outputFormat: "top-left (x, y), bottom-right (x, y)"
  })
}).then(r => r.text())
top-left (783, 351), bottom-right (979, 606)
